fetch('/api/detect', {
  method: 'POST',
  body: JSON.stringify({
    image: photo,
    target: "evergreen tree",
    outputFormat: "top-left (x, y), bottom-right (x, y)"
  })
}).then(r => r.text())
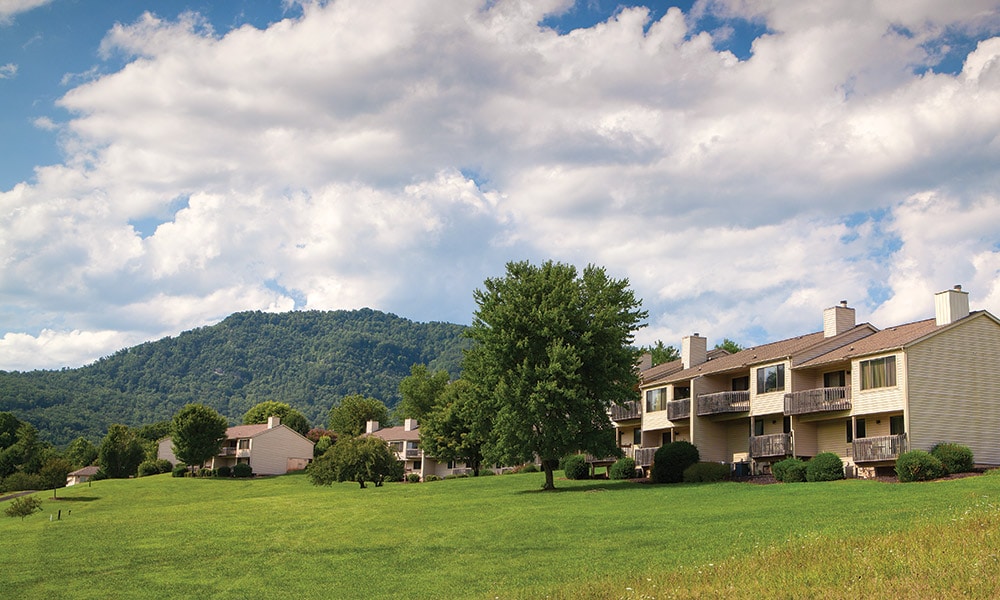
top-left (98, 424), bottom-right (145, 478)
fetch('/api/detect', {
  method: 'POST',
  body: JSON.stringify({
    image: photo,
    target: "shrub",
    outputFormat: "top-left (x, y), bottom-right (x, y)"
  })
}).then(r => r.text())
top-left (216, 465), bottom-right (232, 478)
top-left (5, 495), bottom-right (43, 520)
top-left (930, 443), bottom-right (974, 474)
top-left (477, 469), bottom-right (496, 476)
top-left (171, 464), bottom-right (188, 477)
top-left (154, 459), bottom-right (173, 473)
top-left (232, 463), bottom-right (253, 478)
top-left (896, 450), bottom-right (945, 482)
top-left (683, 461), bottom-right (730, 483)
top-left (651, 441), bottom-right (700, 484)
top-left (562, 455), bottom-right (589, 480)
top-left (198, 467), bottom-right (214, 478)
top-left (608, 457), bottom-right (637, 480)
top-left (137, 460), bottom-right (161, 477)
top-left (513, 463), bottom-right (538, 474)
top-left (406, 473), bottom-right (421, 483)
top-left (424, 474), bottom-right (440, 482)
top-left (806, 452), bottom-right (845, 482)
top-left (772, 457), bottom-right (808, 483)
top-left (0, 472), bottom-right (44, 493)
top-left (444, 473), bottom-right (470, 479)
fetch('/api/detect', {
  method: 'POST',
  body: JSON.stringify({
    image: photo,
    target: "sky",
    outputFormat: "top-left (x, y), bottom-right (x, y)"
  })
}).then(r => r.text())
top-left (2, 0), bottom-right (1000, 371)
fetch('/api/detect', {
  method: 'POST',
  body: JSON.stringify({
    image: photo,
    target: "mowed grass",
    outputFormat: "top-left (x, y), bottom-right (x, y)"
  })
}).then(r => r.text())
top-left (2, 470), bottom-right (999, 599)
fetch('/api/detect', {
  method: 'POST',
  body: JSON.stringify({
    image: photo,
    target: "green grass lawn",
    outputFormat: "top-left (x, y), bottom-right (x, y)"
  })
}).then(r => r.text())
top-left (3, 470), bottom-right (999, 599)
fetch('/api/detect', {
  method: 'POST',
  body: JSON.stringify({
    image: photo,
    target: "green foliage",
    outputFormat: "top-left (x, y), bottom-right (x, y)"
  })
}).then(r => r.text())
top-left (464, 260), bottom-right (647, 490)
top-left (651, 441), bottom-right (700, 484)
top-left (38, 457), bottom-right (72, 490)
top-left (562, 455), bottom-right (589, 480)
top-left (805, 452), bottom-right (845, 482)
top-left (327, 395), bottom-right (390, 438)
top-left (714, 338), bottom-right (745, 353)
top-left (4, 495), bottom-right (43, 520)
top-left (308, 436), bottom-right (400, 488)
top-left (98, 424), bottom-right (145, 479)
top-left (608, 457), bottom-right (637, 480)
top-left (242, 401), bottom-right (310, 436)
top-left (171, 464), bottom-right (188, 477)
top-left (137, 460), bottom-right (161, 477)
top-left (397, 364), bottom-right (450, 421)
top-left (314, 435), bottom-right (333, 457)
top-left (424, 474), bottom-right (440, 481)
top-left (0, 309), bottom-right (469, 446)
top-left (930, 443), bottom-right (974, 474)
top-left (418, 379), bottom-right (488, 476)
top-left (477, 469), bottom-right (496, 476)
top-left (772, 457), bottom-right (808, 483)
top-left (170, 404), bottom-right (228, 470)
top-left (683, 462), bottom-right (730, 483)
top-left (638, 340), bottom-right (680, 366)
top-left (0, 421), bottom-right (47, 479)
top-left (0, 472), bottom-right (43, 493)
top-left (216, 465), bottom-right (232, 478)
top-left (232, 463), bottom-right (253, 478)
top-left (511, 463), bottom-right (538, 474)
top-left (896, 450), bottom-right (946, 482)
top-left (64, 437), bottom-right (99, 469)
top-left (406, 473), bottom-right (420, 483)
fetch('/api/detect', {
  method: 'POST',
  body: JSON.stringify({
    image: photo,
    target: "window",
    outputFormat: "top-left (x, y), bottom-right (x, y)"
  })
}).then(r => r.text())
top-left (645, 388), bottom-right (668, 412)
top-left (783, 416), bottom-right (791, 434)
top-left (890, 415), bottom-right (905, 435)
top-left (855, 418), bottom-right (866, 439)
top-left (674, 386), bottom-right (691, 400)
top-left (412, 461), bottom-right (421, 470)
top-left (756, 364), bottom-right (785, 394)
top-left (389, 441), bottom-right (403, 453)
top-left (860, 356), bottom-right (896, 390)
top-left (845, 420), bottom-right (853, 443)
top-left (823, 370), bottom-right (846, 387)
top-left (661, 431), bottom-right (672, 446)
top-left (754, 419), bottom-right (764, 436)
top-left (632, 429), bottom-right (642, 445)
top-left (732, 376), bottom-right (750, 391)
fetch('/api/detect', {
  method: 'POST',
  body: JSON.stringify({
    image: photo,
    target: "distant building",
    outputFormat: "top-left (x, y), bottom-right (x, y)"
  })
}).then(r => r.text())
top-left (66, 465), bottom-right (100, 486)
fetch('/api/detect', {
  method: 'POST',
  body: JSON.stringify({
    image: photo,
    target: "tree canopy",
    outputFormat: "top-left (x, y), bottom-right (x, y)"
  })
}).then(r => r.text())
top-left (307, 436), bottom-right (401, 488)
top-left (170, 404), bottom-right (228, 470)
top-left (464, 260), bottom-right (647, 490)
top-left (418, 379), bottom-right (489, 476)
top-left (396, 364), bottom-right (450, 421)
top-left (714, 338), bottom-right (745, 354)
top-left (98, 424), bottom-right (145, 479)
top-left (327, 394), bottom-right (391, 438)
top-left (242, 401), bottom-right (310, 436)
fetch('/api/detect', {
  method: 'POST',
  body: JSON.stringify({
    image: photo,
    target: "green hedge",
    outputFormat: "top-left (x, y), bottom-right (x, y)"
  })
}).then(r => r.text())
top-left (896, 450), bottom-right (945, 482)
top-left (772, 457), bottom-right (807, 483)
top-left (651, 441), bottom-right (700, 484)
top-left (930, 443), bottom-right (974, 474)
top-left (682, 462), bottom-right (729, 483)
top-left (608, 457), bottom-right (637, 480)
top-left (232, 463), bottom-right (253, 478)
top-left (563, 455), bottom-right (589, 480)
top-left (805, 452), bottom-right (844, 482)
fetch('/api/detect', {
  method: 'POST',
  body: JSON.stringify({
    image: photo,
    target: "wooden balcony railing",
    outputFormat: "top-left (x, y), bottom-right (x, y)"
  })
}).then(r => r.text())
top-left (610, 401), bottom-right (641, 421)
top-left (634, 447), bottom-right (659, 467)
top-left (784, 386), bottom-right (851, 415)
top-left (219, 447), bottom-right (237, 456)
top-left (405, 448), bottom-right (421, 459)
top-left (853, 434), bottom-right (907, 462)
top-left (696, 391), bottom-right (750, 416)
top-left (667, 399), bottom-right (690, 421)
top-left (750, 433), bottom-right (792, 458)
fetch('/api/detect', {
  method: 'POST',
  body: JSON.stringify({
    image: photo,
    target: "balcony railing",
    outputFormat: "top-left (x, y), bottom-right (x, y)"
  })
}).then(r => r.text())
top-left (784, 386), bottom-right (851, 415)
top-left (696, 391), bottom-right (750, 416)
top-left (853, 434), bottom-right (907, 462)
top-left (219, 447), bottom-right (237, 456)
top-left (667, 399), bottom-right (690, 421)
top-left (750, 433), bottom-right (792, 458)
top-left (405, 448), bottom-right (421, 459)
top-left (610, 401), bottom-right (641, 421)
top-left (634, 447), bottom-right (659, 467)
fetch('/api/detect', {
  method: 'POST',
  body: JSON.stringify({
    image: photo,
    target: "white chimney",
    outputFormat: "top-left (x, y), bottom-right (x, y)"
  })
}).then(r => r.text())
top-left (823, 300), bottom-right (856, 338)
top-left (267, 416), bottom-right (280, 429)
top-left (404, 418), bottom-right (417, 432)
top-left (365, 420), bottom-right (379, 434)
top-left (681, 334), bottom-right (707, 369)
top-left (935, 285), bottom-right (970, 326)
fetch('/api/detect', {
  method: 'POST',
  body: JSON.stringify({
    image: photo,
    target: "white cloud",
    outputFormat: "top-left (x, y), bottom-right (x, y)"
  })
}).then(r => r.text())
top-left (0, 63), bottom-right (16, 78)
top-left (2, 0), bottom-right (1000, 369)
top-left (0, 0), bottom-right (52, 24)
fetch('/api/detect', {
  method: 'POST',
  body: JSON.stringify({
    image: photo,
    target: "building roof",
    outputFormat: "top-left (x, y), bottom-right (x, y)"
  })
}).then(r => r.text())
top-left (640, 348), bottom-right (729, 386)
top-left (69, 466), bottom-right (101, 477)
top-left (364, 425), bottom-right (420, 442)
top-left (225, 424), bottom-right (270, 439)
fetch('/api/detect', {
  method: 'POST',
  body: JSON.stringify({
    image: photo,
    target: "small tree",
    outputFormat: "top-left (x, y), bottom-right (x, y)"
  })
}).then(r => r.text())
top-left (98, 424), bottom-right (145, 479)
top-left (242, 401), bottom-right (310, 436)
top-left (714, 338), bottom-right (745, 354)
top-left (805, 452), bottom-right (845, 482)
top-left (638, 340), bottom-right (680, 366)
top-left (38, 457), bottom-right (73, 498)
top-left (651, 441), bottom-right (700, 484)
top-left (327, 395), bottom-right (391, 438)
top-left (308, 436), bottom-right (401, 488)
top-left (171, 404), bottom-right (228, 474)
top-left (930, 443), bottom-right (974, 474)
top-left (5, 495), bottom-right (43, 520)
top-left (419, 380), bottom-right (489, 476)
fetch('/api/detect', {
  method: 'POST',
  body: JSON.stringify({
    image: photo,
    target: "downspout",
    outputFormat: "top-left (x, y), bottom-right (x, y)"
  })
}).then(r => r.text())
top-left (900, 350), bottom-right (910, 453)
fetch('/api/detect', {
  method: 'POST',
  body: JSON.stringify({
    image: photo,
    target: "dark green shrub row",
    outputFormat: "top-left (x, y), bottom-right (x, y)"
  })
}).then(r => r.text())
top-left (137, 459), bottom-right (174, 477)
top-left (608, 457), bottom-right (637, 480)
top-left (772, 457), bottom-right (807, 482)
top-left (477, 469), bottom-right (496, 476)
top-left (424, 474), bottom-right (440, 482)
top-left (216, 465), bottom-right (232, 478)
top-left (682, 461), bottom-right (729, 483)
top-left (406, 473), bottom-right (421, 483)
top-left (444, 473), bottom-right (470, 479)
top-left (171, 464), bottom-right (188, 477)
top-left (232, 463), bottom-right (253, 478)
top-left (509, 463), bottom-right (538, 474)
top-left (896, 450), bottom-right (945, 482)
top-left (930, 443), bottom-right (974, 474)
top-left (562, 455), bottom-right (589, 480)
top-left (806, 452), bottom-right (844, 482)
top-left (651, 441), bottom-right (699, 484)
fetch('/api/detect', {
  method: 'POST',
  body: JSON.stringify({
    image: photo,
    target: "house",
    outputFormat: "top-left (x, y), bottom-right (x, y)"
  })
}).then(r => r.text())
top-left (66, 465), bottom-right (100, 486)
top-left (632, 286), bottom-right (1000, 477)
top-left (157, 416), bottom-right (314, 476)
top-left (363, 419), bottom-right (489, 480)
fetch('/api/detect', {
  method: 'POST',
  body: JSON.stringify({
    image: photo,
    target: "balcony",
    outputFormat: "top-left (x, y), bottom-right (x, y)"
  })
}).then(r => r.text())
top-left (667, 399), bottom-right (690, 421)
top-left (853, 434), bottom-right (907, 463)
top-left (634, 447), bottom-right (659, 468)
top-left (750, 433), bottom-right (792, 458)
top-left (405, 448), bottom-right (421, 459)
top-left (784, 386), bottom-right (851, 416)
top-left (219, 447), bottom-right (237, 457)
top-left (610, 401), bottom-right (641, 422)
top-left (696, 391), bottom-right (750, 416)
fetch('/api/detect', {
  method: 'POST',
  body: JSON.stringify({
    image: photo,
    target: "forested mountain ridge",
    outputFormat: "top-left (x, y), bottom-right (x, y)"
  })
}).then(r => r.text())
top-left (0, 309), bottom-right (469, 446)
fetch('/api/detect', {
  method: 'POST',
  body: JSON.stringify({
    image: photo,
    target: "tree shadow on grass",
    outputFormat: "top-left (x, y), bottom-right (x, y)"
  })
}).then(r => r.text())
top-left (514, 480), bottom-right (655, 494)
top-left (52, 496), bottom-right (99, 502)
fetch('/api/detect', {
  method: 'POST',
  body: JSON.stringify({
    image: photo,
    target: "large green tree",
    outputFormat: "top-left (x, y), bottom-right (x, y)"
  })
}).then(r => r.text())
top-left (327, 394), bottom-right (390, 438)
top-left (64, 437), bottom-right (98, 469)
top-left (397, 364), bottom-right (450, 421)
top-left (639, 340), bottom-right (680, 367)
top-left (170, 404), bottom-right (228, 471)
top-left (419, 380), bottom-right (489, 476)
top-left (308, 436), bottom-right (401, 488)
top-left (242, 401), bottom-right (310, 436)
top-left (98, 424), bottom-right (146, 478)
top-left (465, 260), bottom-right (647, 490)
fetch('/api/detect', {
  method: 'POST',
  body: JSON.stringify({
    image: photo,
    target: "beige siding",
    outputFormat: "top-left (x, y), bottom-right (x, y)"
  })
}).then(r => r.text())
top-left (248, 426), bottom-right (315, 475)
top-left (157, 438), bottom-right (178, 464)
top-left (726, 420), bottom-right (750, 462)
top-left (816, 420), bottom-right (851, 458)
top-left (751, 361), bottom-right (789, 415)
top-left (642, 409), bottom-right (676, 431)
top-left (692, 417), bottom-right (728, 462)
top-left (906, 315), bottom-right (1000, 465)
top-left (851, 351), bottom-right (905, 414)
top-left (792, 420), bottom-right (818, 456)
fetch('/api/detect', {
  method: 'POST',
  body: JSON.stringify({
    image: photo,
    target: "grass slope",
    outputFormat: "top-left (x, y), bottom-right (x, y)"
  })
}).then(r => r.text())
top-left (2, 471), bottom-right (999, 599)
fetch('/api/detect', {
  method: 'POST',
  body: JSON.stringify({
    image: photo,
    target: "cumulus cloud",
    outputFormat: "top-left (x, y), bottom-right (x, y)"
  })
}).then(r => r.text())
top-left (0, 63), bottom-right (16, 78)
top-left (2, 0), bottom-right (1000, 369)
top-left (0, 0), bottom-right (52, 24)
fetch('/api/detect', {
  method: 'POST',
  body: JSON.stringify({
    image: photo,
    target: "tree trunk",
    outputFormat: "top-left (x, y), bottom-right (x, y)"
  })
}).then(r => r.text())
top-left (541, 459), bottom-right (556, 490)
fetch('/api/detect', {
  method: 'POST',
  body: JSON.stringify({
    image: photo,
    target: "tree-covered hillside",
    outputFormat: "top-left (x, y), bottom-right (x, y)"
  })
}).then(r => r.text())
top-left (0, 309), bottom-right (468, 446)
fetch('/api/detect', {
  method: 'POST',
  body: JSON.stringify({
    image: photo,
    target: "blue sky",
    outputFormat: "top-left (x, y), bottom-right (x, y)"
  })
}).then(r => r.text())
top-left (2, 0), bottom-right (1000, 370)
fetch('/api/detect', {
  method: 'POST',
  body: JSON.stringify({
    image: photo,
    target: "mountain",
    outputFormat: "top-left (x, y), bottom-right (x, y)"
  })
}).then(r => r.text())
top-left (0, 309), bottom-right (469, 446)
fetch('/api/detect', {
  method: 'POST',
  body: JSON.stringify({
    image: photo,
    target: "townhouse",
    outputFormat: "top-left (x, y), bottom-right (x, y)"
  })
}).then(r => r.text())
top-left (616, 286), bottom-right (1000, 477)
top-left (364, 418), bottom-right (488, 480)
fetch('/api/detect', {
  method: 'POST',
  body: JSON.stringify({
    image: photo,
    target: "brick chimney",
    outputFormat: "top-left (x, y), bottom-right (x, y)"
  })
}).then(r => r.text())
top-left (681, 334), bottom-right (707, 369)
top-left (267, 416), bottom-right (280, 429)
top-left (935, 285), bottom-right (970, 326)
top-left (365, 420), bottom-right (379, 434)
top-left (404, 418), bottom-right (418, 432)
top-left (823, 300), bottom-right (856, 338)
